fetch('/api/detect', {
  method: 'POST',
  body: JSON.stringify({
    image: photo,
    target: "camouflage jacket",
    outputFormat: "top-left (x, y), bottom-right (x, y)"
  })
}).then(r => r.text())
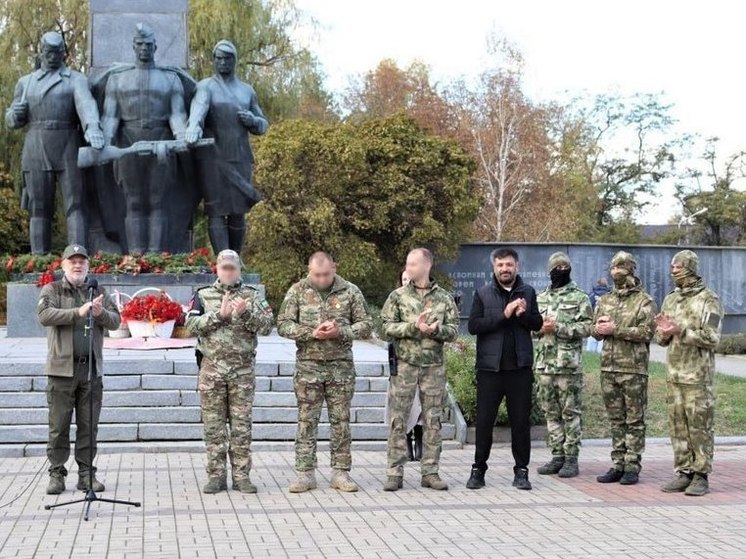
top-left (656, 279), bottom-right (723, 385)
top-left (592, 281), bottom-right (656, 375)
top-left (277, 274), bottom-right (371, 362)
top-left (186, 279), bottom-right (274, 368)
top-left (37, 277), bottom-right (120, 377)
top-left (534, 281), bottom-right (593, 373)
top-left (381, 280), bottom-right (459, 367)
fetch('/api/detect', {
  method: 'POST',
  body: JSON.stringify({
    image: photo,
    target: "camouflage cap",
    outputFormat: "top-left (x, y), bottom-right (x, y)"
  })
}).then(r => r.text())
top-left (672, 249), bottom-right (699, 275)
top-left (217, 249), bottom-right (241, 269)
top-left (610, 250), bottom-right (637, 273)
top-left (547, 251), bottom-right (571, 272)
top-left (62, 244), bottom-right (88, 260)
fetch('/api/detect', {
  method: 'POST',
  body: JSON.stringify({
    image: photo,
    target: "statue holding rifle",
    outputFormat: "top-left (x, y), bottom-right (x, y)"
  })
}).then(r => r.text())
top-left (99, 22), bottom-right (194, 254)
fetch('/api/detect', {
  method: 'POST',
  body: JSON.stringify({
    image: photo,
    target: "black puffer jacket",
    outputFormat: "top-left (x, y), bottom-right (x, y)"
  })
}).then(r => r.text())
top-left (468, 274), bottom-right (543, 372)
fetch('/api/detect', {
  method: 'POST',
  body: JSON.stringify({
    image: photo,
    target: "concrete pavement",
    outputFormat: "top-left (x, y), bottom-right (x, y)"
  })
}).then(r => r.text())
top-left (1, 441), bottom-right (745, 558)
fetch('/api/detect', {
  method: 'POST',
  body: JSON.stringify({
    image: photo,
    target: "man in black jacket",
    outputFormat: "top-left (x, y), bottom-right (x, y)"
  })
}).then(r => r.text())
top-left (466, 247), bottom-right (543, 490)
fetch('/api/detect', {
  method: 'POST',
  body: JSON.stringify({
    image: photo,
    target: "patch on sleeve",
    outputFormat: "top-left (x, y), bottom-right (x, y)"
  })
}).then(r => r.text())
top-left (706, 312), bottom-right (721, 329)
top-left (260, 299), bottom-right (273, 314)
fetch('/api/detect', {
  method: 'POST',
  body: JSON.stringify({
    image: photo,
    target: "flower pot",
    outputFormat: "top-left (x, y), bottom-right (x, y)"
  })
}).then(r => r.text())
top-left (127, 319), bottom-right (176, 338)
top-left (108, 325), bottom-right (131, 339)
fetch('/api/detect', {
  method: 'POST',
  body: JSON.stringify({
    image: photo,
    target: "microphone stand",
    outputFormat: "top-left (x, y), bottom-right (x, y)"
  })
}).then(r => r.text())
top-left (45, 282), bottom-right (141, 520)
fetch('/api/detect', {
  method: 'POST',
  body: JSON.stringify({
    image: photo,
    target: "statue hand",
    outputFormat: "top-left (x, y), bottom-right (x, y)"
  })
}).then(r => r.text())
top-left (84, 126), bottom-right (105, 150)
top-left (237, 110), bottom-right (255, 127)
top-left (185, 126), bottom-right (202, 144)
top-left (12, 101), bottom-right (28, 122)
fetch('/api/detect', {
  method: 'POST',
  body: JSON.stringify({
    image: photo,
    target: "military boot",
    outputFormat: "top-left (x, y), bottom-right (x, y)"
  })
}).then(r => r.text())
top-left (537, 456), bottom-right (564, 475)
top-left (383, 476), bottom-right (403, 491)
top-left (661, 472), bottom-right (693, 493)
top-left (684, 474), bottom-right (709, 497)
top-left (596, 468), bottom-right (624, 483)
top-left (421, 474), bottom-right (448, 490)
top-left (558, 456), bottom-right (579, 478)
top-left (77, 474), bottom-right (105, 492)
top-left (233, 477), bottom-right (258, 494)
top-left (46, 473), bottom-right (65, 495)
top-left (288, 470), bottom-right (317, 493)
top-left (330, 469), bottom-right (359, 492)
top-left (203, 477), bottom-right (227, 494)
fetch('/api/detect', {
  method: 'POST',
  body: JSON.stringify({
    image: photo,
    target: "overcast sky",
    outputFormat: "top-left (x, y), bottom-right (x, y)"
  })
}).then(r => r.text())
top-left (292, 0), bottom-right (745, 225)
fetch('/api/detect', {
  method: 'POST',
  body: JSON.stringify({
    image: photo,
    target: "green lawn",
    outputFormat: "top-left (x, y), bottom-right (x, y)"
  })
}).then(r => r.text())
top-left (580, 352), bottom-right (746, 438)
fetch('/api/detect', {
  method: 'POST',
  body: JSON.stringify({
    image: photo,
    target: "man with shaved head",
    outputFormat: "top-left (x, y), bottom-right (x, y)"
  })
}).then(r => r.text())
top-left (381, 248), bottom-right (459, 491)
top-left (278, 251), bottom-right (372, 493)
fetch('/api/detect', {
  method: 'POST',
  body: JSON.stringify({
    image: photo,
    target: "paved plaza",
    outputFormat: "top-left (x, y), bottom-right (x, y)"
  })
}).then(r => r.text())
top-left (0, 440), bottom-right (744, 558)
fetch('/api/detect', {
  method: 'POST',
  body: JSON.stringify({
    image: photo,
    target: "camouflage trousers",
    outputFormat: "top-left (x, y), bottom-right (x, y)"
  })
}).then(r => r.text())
top-left (601, 372), bottom-right (647, 473)
top-left (667, 381), bottom-right (715, 475)
top-left (198, 358), bottom-right (255, 481)
top-left (538, 373), bottom-right (583, 457)
top-left (294, 360), bottom-right (355, 472)
top-left (387, 362), bottom-right (446, 477)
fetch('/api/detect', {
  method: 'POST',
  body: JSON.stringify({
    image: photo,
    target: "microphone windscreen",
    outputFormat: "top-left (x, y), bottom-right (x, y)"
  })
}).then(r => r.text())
top-left (87, 278), bottom-right (99, 290)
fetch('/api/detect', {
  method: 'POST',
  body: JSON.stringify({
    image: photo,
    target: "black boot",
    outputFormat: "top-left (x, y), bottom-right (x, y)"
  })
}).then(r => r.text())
top-left (466, 467), bottom-right (485, 490)
top-left (406, 431), bottom-right (415, 462)
top-left (413, 425), bottom-right (423, 461)
top-left (513, 466), bottom-right (532, 490)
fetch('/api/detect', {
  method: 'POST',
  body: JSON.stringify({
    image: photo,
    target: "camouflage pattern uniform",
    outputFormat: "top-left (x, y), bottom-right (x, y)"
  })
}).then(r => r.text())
top-left (592, 251), bottom-right (656, 474)
top-left (381, 281), bottom-right (459, 479)
top-left (534, 253), bottom-right (593, 460)
top-left (277, 275), bottom-right (371, 473)
top-left (656, 250), bottom-right (722, 478)
top-left (186, 279), bottom-right (274, 484)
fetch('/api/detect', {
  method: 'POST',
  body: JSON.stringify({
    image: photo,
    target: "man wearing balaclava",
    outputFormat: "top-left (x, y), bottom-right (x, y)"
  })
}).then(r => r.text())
top-left (656, 250), bottom-right (723, 497)
top-left (534, 252), bottom-right (593, 478)
top-left (591, 251), bottom-right (656, 485)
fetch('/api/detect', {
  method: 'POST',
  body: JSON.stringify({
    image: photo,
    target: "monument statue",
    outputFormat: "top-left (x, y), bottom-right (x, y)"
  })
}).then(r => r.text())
top-left (186, 40), bottom-right (268, 254)
top-left (4, 31), bottom-right (105, 254)
top-left (99, 23), bottom-right (191, 254)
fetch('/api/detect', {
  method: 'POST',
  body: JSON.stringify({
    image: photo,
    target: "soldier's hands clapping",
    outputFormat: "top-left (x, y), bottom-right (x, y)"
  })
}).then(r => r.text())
top-left (218, 293), bottom-right (233, 320)
top-left (595, 315), bottom-right (615, 335)
top-left (91, 294), bottom-right (104, 317)
top-left (232, 297), bottom-right (248, 316)
top-left (655, 313), bottom-right (680, 336)
top-left (313, 320), bottom-right (340, 339)
top-left (540, 316), bottom-right (557, 334)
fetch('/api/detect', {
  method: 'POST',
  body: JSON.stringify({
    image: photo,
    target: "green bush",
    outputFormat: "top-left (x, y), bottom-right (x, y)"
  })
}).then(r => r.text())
top-left (717, 334), bottom-right (746, 355)
top-left (445, 337), bottom-right (544, 426)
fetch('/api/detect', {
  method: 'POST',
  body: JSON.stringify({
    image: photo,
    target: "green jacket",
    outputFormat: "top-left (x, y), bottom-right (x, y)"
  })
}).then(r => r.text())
top-left (592, 280), bottom-right (656, 375)
top-left (277, 274), bottom-right (371, 361)
top-left (534, 281), bottom-right (592, 373)
top-left (186, 279), bottom-right (274, 368)
top-left (381, 280), bottom-right (459, 367)
top-left (656, 278), bottom-right (723, 385)
top-left (37, 277), bottom-right (120, 377)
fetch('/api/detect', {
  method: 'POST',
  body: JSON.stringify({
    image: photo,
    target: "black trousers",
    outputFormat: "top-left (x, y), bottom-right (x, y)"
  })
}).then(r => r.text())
top-left (472, 368), bottom-right (533, 472)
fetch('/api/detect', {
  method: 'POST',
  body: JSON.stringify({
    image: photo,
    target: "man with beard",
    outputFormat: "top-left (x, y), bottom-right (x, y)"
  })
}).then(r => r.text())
top-left (592, 251), bottom-right (656, 485)
top-left (656, 250), bottom-right (723, 497)
top-left (534, 252), bottom-right (593, 479)
top-left (465, 248), bottom-right (543, 491)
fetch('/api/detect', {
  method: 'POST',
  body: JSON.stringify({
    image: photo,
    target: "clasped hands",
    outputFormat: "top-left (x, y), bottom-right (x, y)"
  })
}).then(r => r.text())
top-left (655, 313), bottom-right (681, 336)
top-left (217, 293), bottom-right (249, 321)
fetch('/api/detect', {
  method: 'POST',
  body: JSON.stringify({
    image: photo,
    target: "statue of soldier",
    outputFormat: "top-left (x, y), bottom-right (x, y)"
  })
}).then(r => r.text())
top-left (186, 40), bottom-right (268, 254)
top-left (100, 23), bottom-right (189, 253)
top-left (4, 31), bottom-right (104, 254)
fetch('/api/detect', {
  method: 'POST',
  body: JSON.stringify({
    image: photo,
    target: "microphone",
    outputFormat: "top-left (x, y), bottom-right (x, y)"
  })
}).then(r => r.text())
top-left (86, 278), bottom-right (99, 292)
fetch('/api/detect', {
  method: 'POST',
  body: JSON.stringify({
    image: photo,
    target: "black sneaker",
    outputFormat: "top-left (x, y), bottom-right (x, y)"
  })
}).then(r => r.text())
top-left (466, 468), bottom-right (485, 490)
top-left (512, 467), bottom-right (532, 491)
top-left (596, 468), bottom-right (624, 483)
top-left (619, 471), bottom-right (639, 485)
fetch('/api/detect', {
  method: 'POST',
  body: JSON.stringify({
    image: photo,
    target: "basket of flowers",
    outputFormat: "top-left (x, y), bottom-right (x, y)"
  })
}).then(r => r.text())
top-left (108, 290), bottom-right (132, 338)
top-left (120, 288), bottom-right (185, 338)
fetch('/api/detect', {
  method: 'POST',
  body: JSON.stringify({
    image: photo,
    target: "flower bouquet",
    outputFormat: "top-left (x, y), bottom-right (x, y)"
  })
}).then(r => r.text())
top-left (120, 289), bottom-right (184, 338)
